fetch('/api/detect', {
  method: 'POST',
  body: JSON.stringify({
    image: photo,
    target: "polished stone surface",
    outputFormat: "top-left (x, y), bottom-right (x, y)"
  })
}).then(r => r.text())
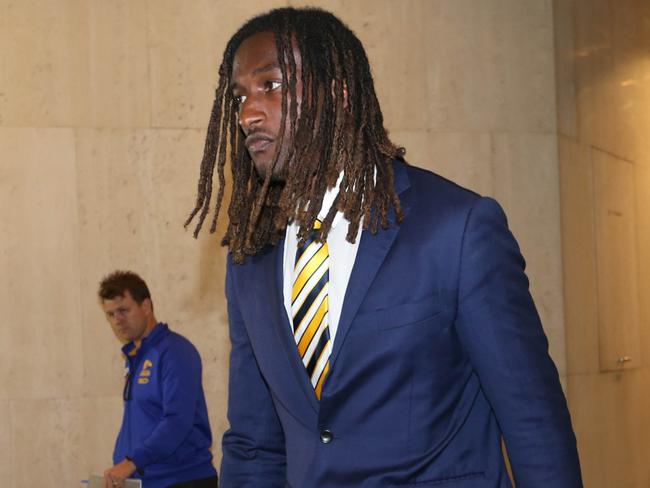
top-left (557, 0), bottom-right (650, 485)
top-left (0, 0), bottom-right (149, 128)
top-left (591, 149), bottom-right (640, 372)
top-left (559, 136), bottom-right (599, 375)
top-left (79, 396), bottom-right (125, 479)
top-left (11, 398), bottom-right (84, 487)
top-left (0, 401), bottom-right (12, 486)
top-left (572, 0), bottom-right (650, 166)
top-left (0, 128), bottom-right (84, 400)
top-left (148, 0), bottom-right (288, 129)
top-left (292, 0), bottom-right (556, 133)
top-left (568, 370), bottom-right (649, 487)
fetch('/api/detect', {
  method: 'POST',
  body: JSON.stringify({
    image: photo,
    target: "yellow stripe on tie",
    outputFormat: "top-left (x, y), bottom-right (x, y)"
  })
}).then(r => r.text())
top-left (315, 361), bottom-right (330, 400)
top-left (297, 296), bottom-right (329, 356)
top-left (292, 244), bottom-right (328, 301)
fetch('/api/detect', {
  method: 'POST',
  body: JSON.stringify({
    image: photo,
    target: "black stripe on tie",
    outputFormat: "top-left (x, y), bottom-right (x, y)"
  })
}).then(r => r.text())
top-left (292, 268), bottom-right (329, 332)
top-left (305, 325), bottom-right (331, 376)
top-left (295, 221), bottom-right (322, 262)
top-left (296, 238), bottom-right (317, 263)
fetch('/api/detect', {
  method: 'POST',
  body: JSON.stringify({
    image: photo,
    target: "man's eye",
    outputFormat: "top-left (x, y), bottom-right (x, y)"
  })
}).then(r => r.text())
top-left (266, 81), bottom-right (282, 91)
top-left (233, 94), bottom-right (246, 105)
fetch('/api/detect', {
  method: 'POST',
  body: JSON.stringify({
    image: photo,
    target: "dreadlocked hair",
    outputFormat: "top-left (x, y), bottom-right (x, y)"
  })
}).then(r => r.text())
top-left (186, 7), bottom-right (405, 264)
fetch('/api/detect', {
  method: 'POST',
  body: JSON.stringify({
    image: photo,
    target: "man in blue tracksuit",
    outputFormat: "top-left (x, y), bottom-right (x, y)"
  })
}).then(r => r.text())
top-left (99, 270), bottom-right (218, 488)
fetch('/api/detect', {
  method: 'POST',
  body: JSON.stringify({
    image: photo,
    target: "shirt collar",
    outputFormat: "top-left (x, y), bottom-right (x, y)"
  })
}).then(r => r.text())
top-left (317, 172), bottom-right (345, 229)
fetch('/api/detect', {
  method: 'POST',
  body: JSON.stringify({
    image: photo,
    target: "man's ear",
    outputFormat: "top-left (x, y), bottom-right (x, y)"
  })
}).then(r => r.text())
top-left (142, 297), bottom-right (154, 315)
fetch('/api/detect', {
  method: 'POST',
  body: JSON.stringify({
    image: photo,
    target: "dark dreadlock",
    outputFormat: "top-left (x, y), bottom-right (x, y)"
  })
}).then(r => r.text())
top-left (186, 7), bottom-right (405, 263)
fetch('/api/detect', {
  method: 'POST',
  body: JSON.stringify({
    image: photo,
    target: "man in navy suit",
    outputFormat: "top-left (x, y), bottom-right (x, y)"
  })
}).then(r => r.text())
top-left (187, 7), bottom-right (582, 487)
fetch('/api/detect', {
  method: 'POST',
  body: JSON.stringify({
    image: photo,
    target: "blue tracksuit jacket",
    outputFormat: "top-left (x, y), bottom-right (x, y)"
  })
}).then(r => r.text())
top-left (114, 323), bottom-right (217, 487)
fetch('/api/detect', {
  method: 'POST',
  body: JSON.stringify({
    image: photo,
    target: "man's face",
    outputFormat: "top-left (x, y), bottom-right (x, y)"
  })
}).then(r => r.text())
top-left (231, 31), bottom-right (302, 181)
top-left (101, 291), bottom-right (153, 344)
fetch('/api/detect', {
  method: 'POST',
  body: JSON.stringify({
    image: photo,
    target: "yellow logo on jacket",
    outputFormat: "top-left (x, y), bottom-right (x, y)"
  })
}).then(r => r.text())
top-left (138, 359), bottom-right (153, 384)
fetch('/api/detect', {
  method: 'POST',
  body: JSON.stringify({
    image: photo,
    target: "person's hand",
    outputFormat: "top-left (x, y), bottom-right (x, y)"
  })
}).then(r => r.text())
top-left (103, 459), bottom-right (137, 488)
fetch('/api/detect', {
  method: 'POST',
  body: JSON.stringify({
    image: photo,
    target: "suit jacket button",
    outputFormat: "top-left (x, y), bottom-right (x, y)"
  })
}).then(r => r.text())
top-left (320, 429), bottom-right (333, 444)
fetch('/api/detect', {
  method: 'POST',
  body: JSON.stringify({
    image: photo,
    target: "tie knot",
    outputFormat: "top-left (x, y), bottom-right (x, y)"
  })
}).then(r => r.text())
top-left (313, 219), bottom-right (322, 231)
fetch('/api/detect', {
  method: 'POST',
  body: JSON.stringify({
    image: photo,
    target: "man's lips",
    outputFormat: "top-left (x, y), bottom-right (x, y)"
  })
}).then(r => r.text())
top-left (245, 133), bottom-right (274, 153)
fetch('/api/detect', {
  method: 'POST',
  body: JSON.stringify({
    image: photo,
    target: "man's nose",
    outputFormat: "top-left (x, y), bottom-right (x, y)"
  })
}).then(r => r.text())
top-left (239, 96), bottom-right (264, 132)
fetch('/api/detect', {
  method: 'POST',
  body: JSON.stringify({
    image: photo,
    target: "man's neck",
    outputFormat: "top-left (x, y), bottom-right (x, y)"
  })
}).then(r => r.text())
top-left (134, 318), bottom-right (158, 348)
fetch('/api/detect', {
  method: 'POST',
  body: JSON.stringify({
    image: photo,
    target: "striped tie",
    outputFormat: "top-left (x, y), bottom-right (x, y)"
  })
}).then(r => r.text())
top-left (292, 219), bottom-right (331, 400)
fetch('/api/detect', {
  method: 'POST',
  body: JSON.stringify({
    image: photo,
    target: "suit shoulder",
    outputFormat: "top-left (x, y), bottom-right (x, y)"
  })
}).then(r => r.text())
top-left (401, 162), bottom-right (482, 209)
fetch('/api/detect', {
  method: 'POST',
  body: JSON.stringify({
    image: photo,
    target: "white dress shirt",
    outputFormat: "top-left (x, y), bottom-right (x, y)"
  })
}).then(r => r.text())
top-left (283, 176), bottom-right (362, 341)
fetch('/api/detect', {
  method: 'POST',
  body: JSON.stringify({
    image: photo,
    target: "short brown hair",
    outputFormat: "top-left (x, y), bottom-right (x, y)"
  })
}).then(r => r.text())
top-left (98, 270), bottom-right (151, 304)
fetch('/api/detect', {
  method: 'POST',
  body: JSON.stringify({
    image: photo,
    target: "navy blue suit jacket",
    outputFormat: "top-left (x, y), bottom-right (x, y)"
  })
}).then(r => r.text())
top-left (221, 161), bottom-right (582, 487)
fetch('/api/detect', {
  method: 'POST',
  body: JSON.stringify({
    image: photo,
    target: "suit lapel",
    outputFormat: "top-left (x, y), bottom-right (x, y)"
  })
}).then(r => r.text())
top-left (244, 242), bottom-right (320, 415)
top-left (272, 242), bottom-right (321, 412)
top-left (330, 162), bottom-right (412, 368)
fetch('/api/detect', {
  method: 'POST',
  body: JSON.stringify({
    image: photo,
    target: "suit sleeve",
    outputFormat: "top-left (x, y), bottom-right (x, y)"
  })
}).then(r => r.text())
top-left (220, 257), bottom-right (287, 487)
top-left (455, 197), bottom-right (582, 487)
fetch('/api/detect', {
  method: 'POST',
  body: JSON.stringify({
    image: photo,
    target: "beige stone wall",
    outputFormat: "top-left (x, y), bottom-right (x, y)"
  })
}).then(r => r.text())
top-left (555, 0), bottom-right (650, 486)
top-left (0, 1), bottom-right (562, 485)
